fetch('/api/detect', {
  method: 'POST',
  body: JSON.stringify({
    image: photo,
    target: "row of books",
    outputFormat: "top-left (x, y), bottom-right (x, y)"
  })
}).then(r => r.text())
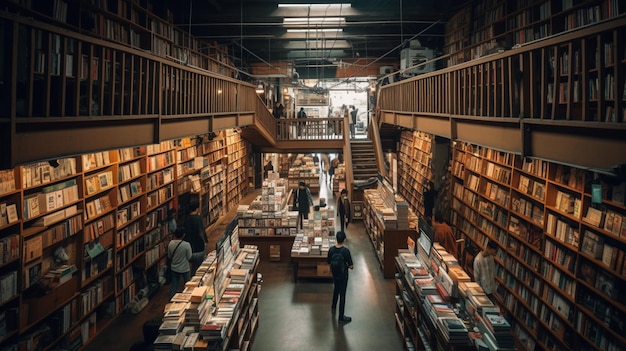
top-left (0, 170), bottom-right (16, 196)
top-left (154, 246), bottom-right (259, 351)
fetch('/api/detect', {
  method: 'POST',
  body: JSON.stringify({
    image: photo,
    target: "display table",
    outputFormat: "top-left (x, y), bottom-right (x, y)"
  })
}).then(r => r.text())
top-left (290, 255), bottom-right (332, 281)
top-left (240, 235), bottom-right (295, 262)
top-left (290, 234), bottom-right (336, 281)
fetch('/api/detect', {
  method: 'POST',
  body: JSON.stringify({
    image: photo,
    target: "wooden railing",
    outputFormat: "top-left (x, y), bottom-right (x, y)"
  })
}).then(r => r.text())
top-left (377, 15), bottom-right (626, 170)
top-left (275, 118), bottom-right (345, 140)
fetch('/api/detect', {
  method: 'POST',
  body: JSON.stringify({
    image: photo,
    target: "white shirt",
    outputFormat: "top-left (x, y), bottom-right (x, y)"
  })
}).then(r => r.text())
top-left (473, 251), bottom-right (497, 294)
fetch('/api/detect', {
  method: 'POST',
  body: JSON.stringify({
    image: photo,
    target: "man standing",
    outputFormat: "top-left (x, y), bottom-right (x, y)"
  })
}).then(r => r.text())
top-left (185, 203), bottom-right (207, 272)
top-left (297, 107), bottom-right (307, 137)
top-left (433, 212), bottom-right (457, 258)
top-left (168, 227), bottom-right (192, 298)
top-left (473, 240), bottom-right (499, 301)
top-left (350, 106), bottom-right (358, 137)
top-left (293, 181), bottom-right (314, 229)
top-left (338, 189), bottom-right (351, 232)
top-left (327, 231), bottom-right (353, 323)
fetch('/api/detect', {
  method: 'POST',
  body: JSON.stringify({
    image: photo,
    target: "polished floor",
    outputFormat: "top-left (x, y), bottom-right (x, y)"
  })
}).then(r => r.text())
top-left (88, 168), bottom-right (404, 351)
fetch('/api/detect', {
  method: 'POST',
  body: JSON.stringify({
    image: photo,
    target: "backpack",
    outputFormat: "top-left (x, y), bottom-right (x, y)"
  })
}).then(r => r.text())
top-left (330, 248), bottom-right (347, 278)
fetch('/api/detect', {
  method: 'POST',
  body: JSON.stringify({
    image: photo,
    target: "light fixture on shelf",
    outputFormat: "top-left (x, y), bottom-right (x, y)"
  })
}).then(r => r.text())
top-left (255, 83), bottom-right (264, 94)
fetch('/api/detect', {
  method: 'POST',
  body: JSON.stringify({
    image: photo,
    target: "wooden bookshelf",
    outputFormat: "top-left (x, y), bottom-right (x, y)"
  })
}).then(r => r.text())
top-left (0, 130), bottom-right (249, 350)
top-left (225, 130), bottom-right (249, 213)
top-left (445, 0), bottom-right (625, 67)
top-left (363, 184), bottom-right (418, 279)
top-left (449, 140), bottom-right (626, 351)
top-left (397, 131), bottom-right (435, 219)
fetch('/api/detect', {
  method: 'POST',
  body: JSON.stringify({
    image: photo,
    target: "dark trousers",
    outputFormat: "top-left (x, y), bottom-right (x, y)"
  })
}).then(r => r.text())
top-left (298, 211), bottom-right (309, 229)
top-left (332, 277), bottom-right (348, 319)
top-left (339, 214), bottom-right (349, 231)
top-left (169, 270), bottom-right (190, 298)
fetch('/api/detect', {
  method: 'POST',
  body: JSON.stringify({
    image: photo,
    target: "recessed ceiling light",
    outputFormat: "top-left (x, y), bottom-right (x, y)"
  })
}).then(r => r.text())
top-left (278, 3), bottom-right (351, 8)
top-left (284, 17), bottom-right (346, 25)
top-left (287, 28), bottom-right (343, 33)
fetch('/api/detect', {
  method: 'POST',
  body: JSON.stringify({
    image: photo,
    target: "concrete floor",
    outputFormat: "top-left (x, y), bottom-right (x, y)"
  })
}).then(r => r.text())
top-left (88, 171), bottom-right (404, 351)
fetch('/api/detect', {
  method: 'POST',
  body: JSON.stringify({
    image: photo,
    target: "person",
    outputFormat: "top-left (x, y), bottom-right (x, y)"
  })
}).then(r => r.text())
top-left (328, 157), bottom-right (340, 184)
top-left (349, 105), bottom-right (358, 137)
top-left (297, 107), bottom-right (307, 137)
top-left (166, 208), bottom-right (177, 234)
top-left (293, 181), bottom-right (314, 229)
top-left (263, 160), bottom-right (274, 178)
top-left (327, 231), bottom-right (353, 324)
top-left (168, 227), bottom-right (192, 298)
top-left (185, 202), bottom-right (207, 272)
top-left (272, 101), bottom-right (284, 119)
top-left (423, 180), bottom-right (437, 225)
top-left (473, 239), bottom-right (499, 301)
top-left (338, 189), bottom-right (351, 232)
top-left (320, 153), bottom-right (330, 179)
top-left (433, 212), bottom-right (457, 258)
top-left (273, 102), bottom-right (284, 136)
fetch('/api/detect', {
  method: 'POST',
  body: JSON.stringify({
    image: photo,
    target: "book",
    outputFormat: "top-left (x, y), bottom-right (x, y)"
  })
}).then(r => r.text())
top-left (6, 204), bottom-right (18, 223)
top-left (580, 231), bottom-right (603, 259)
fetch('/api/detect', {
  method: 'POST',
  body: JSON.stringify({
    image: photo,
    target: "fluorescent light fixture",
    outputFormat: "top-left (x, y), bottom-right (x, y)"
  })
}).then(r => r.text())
top-left (278, 3), bottom-right (351, 8)
top-left (284, 17), bottom-right (346, 25)
top-left (287, 28), bottom-right (343, 33)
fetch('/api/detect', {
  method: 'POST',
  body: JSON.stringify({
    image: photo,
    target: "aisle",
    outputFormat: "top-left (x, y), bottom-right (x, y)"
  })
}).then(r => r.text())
top-left (252, 177), bottom-right (405, 351)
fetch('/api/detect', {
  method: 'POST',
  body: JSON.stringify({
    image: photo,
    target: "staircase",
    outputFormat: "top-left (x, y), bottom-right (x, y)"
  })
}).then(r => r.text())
top-left (350, 140), bottom-right (379, 182)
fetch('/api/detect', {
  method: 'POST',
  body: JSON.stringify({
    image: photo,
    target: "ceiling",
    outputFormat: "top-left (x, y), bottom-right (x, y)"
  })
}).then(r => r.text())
top-left (167, 0), bottom-right (466, 79)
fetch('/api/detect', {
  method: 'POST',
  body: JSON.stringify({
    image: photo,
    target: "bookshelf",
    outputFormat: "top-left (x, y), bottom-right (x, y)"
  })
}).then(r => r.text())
top-left (0, 5), bottom-right (258, 169)
top-left (445, 0), bottom-right (625, 67)
top-left (153, 227), bottom-right (260, 351)
top-left (286, 155), bottom-right (321, 195)
top-left (449, 140), bottom-right (626, 351)
top-left (363, 183), bottom-right (418, 279)
top-left (397, 131), bottom-right (435, 220)
top-left (225, 130), bottom-right (249, 213)
top-left (0, 129), bottom-right (249, 350)
top-left (237, 179), bottom-right (297, 262)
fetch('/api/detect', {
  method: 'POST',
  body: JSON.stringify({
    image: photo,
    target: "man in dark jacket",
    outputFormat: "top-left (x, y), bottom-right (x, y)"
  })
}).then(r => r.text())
top-left (293, 181), bottom-right (314, 229)
top-left (327, 231), bottom-right (353, 323)
top-left (338, 189), bottom-right (351, 232)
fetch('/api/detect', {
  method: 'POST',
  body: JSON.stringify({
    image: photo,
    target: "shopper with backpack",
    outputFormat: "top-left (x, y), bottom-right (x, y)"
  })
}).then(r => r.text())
top-left (327, 231), bottom-right (353, 323)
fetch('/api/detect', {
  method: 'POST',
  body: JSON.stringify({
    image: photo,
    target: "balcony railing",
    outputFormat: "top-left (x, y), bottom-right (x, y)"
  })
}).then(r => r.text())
top-left (377, 15), bottom-right (626, 170)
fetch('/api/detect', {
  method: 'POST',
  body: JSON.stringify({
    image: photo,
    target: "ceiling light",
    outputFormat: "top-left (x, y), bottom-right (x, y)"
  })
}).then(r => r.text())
top-left (284, 17), bottom-right (346, 25)
top-left (287, 28), bottom-right (343, 33)
top-left (278, 3), bottom-right (351, 8)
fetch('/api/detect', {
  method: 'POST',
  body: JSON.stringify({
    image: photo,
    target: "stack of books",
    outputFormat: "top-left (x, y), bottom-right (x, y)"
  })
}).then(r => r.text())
top-left (479, 311), bottom-right (515, 351)
top-left (436, 317), bottom-right (469, 345)
top-left (414, 277), bottom-right (438, 297)
top-left (228, 269), bottom-right (249, 285)
top-left (153, 334), bottom-right (176, 350)
top-left (423, 294), bottom-right (456, 325)
top-left (396, 200), bottom-right (410, 229)
top-left (158, 319), bottom-right (183, 336)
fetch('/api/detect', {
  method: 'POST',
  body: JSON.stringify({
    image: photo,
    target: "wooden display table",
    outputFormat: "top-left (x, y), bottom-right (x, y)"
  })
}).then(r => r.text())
top-left (290, 254), bottom-right (332, 281)
top-left (239, 235), bottom-right (296, 263)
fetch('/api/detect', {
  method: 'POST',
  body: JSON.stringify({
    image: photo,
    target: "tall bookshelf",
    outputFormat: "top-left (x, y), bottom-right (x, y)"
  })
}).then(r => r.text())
top-left (225, 130), bottom-right (249, 213)
top-left (397, 131), bottom-right (434, 219)
top-left (449, 140), bottom-right (626, 351)
top-left (3, 0), bottom-right (234, 76)
top-left (0, 130), bottom-right (249, 350)
top-left (445, 0), bottom-right (625, 67)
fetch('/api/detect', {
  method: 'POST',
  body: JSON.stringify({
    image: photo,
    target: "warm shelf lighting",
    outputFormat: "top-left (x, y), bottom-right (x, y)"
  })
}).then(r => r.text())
top-left (278, 3), bottom-right (351, 8)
